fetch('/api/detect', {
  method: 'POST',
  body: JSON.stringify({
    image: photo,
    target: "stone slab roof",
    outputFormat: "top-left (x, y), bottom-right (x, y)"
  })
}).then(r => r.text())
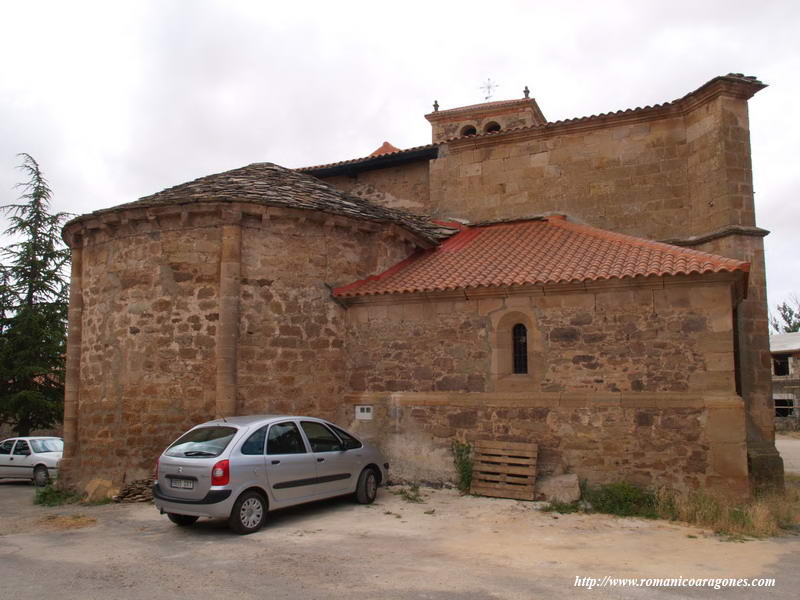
top-left (333, 215), bottom-right (749, 298)
top-left (770, 332), bottom-right (800, 354)
top-left (69, 162), bottom-right (455, 244)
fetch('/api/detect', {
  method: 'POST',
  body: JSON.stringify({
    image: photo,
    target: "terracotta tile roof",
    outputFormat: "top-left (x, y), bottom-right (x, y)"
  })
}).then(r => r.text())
top-left (369, 141), bottom-right (401, 156)
top-left (333, 215), bottom-right (749, 298)
top-left (71, 162), bottom-right (456, 244)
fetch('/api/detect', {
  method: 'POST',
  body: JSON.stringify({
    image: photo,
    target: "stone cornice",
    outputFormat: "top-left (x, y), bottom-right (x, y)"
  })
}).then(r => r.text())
top-left (446, 74), bottom-right (766, 152)
top-left (660, 225), bottom-right (769, 247)
top-left (342, 390), bottom-right (744, 410)
top-left (62, 201), bottom-right (434, 250)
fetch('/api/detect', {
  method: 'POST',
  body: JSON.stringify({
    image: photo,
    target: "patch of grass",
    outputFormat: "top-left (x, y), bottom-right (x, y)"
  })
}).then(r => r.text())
top-left (34, 483), bottom-right (81, 507)
top-left (540, 478), bottom-right (800, 539)
top-left (585, 482), bottom-right (658, 518)
top-left (541, 499), bottom-right (581, 514)
top-left (654, 483), bottom-right (800, 538)
top-left (451, 440), bottom-right (472, 493)
top-left (393, 484), bottom-right (424, 503)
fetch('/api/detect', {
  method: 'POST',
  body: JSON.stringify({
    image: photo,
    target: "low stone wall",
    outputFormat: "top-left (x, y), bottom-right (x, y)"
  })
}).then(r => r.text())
top-left (338, 391), bottom-right (750, 499)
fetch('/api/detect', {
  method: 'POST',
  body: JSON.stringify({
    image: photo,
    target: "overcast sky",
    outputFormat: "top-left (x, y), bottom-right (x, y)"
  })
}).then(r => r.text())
top-left (1, 0), bottom-right (798, 314)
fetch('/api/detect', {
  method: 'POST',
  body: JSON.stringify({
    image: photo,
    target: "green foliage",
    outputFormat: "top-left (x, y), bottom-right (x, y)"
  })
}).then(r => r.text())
top-left (584, 481), bottom-right (658, 518)
top-left (542, 479), bottom-right (799, 538)
top-left (34, 483), bottom-right (80, 507)
top-left (451, 440), bottom-right (473, 493)
top-left (770, 295), bottom-right (800, 333)
top-left (0, 154), bottom-right (70, 435)
top-left (541, 499), bottom-right (581, 513)
top-left (394, 484), bottom-right (424, 503)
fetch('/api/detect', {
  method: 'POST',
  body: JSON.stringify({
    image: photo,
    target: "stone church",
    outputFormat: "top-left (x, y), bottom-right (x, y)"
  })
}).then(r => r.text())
top-left (59, 73), bottom-right (783, 498)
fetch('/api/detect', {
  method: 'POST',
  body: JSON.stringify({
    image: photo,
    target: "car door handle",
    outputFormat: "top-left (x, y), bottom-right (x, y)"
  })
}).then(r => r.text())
top-left (317, 457), bottom-right (325, 462)
top-left (271, 460), bottom-right (280, 465)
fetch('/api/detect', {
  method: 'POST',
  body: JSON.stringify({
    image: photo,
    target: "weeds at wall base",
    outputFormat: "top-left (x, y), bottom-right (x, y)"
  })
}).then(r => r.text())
top-left (34, 480), bottom-right (114, 507)
top-left (543, 478), bottom-right (800, 539)
top-left (393, 484), bottom-right (424, 503)
top-left (451, 440), bottom-right (473, 493)
top-left (34, 483), bottom-right (81, 507)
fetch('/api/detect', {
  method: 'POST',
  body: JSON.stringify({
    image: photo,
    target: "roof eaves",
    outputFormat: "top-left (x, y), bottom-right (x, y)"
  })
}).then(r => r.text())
top-left (297, 144), bottom-right (439, 177)
top-left (424, 98), bottom-right (533, 120)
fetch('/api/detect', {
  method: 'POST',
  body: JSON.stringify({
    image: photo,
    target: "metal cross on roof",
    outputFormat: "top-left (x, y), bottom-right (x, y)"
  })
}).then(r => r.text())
top-left (480, 78), bottom-right (499, 101)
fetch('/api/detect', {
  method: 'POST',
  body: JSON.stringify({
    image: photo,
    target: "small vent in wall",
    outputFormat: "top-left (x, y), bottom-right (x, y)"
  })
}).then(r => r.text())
top-left (355, 405), bottom-right (374, 420)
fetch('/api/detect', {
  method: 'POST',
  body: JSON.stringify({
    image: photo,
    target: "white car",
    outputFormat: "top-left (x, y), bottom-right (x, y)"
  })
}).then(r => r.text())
top-left (0, 437), bottom-right (63, 486)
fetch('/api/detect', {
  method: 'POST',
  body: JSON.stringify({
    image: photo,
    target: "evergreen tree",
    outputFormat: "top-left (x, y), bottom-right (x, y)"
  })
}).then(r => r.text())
top-left (0, 154), bottom-right (70, 435)
top-left (770, 295), bottom-right (800, 334)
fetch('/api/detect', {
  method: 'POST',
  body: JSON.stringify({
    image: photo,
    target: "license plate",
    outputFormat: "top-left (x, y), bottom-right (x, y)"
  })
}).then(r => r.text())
top-left (170, 478), bottom-right (194, 490)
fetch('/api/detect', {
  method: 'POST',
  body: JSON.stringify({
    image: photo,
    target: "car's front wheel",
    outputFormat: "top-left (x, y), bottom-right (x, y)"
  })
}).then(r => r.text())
top-left (228, 491), bottom-right (267, 535)
top-left (167, 513), bottom-right (199, 527)
top-left (356, 468), bottom-right (378, 504)
top-left (33, 465), bottom-right (49, 487)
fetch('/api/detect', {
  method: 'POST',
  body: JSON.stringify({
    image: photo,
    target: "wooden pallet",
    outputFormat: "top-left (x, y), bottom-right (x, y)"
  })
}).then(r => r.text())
top-left (470, 440), bottom-right (538, 501)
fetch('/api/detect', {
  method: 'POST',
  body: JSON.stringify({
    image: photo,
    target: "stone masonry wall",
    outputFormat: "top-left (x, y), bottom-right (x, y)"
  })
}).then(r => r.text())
top-left (76, 217), bottom-right (221, 487)
top-left (320, 94), bottom-right (757, 246)
top-left (61, 203), bottom-right (415, 494)
top-left (322, 161), bottom-right (430, 214)
top-left (345, 279), bottom-right (737, 396)
top-left (236, 212), bottom-right (413, 418)
top-left (345, 306), bottom-right (490, 393)
top-left (427, 96), bottom-right (752, 240)
top-left (338, 392), bottom-right (749, 498)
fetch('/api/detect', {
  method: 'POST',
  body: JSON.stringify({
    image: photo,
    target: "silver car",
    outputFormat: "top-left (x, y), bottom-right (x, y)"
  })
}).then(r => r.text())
top-left (153, 415), bottom-right (388, 534)
top-left (0, 437), bottom-right (63, 486)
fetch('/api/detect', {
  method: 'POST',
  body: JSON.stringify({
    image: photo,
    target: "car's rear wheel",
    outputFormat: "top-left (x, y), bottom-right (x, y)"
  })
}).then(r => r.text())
top-left (33, 465), bottom-right (49, 487)
top-left (167, 513), bottom-right (199, 526)
top-left (228, 490), bottom-right (266, 535)
top-left (356, 468), bottom-right (378, 504)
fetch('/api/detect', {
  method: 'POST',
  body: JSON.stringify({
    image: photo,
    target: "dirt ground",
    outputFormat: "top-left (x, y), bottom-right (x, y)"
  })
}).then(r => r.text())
top-left (1, 481), bottom-right (799, 599)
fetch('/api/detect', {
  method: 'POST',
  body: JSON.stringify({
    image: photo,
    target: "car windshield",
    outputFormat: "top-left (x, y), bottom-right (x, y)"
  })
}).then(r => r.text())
top-left (29, 439), bottom-right (63, 453)
top-left (165, 426), bottom-right (237, 458)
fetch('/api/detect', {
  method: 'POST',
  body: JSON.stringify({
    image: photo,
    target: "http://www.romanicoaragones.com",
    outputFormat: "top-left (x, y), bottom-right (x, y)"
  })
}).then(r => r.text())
top-left (574, 576), bottom-right (775, 591)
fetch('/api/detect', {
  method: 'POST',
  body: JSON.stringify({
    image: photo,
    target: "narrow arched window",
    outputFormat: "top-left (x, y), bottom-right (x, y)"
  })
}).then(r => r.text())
top-left (484, 121), bottom-right (501, 133)
top-left (512, 324), bottom-right (528, 374)
top-left (460, 125), bottom-right (477, 136)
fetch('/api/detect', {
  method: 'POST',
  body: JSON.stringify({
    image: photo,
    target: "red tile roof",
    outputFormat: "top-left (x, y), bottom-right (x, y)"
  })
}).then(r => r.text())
top-left (333, 215), bottom-right (749, 298)
top-left (369, 141), bottom-right (401, 156)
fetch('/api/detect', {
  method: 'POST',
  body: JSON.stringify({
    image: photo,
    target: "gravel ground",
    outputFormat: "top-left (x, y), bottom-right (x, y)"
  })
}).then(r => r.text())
top-left (1, 480), bottom-right (799, 599)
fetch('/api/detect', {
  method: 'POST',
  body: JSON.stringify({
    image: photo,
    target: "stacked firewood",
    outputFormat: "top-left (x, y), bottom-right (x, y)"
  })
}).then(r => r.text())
top-left (113, 479), bottom-right (154, 503)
